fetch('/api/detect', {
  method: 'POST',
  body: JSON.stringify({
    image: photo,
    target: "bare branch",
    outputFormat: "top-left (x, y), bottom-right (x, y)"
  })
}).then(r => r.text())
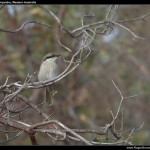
top-left (37, 5), bottom-right (74, 37)
top-left (31, 120), bottom-right (92, 145)
top-left (111, 21), bottom-right (144, 40)
top-left (117, 13), bottom-right (150, 23)
top-left (124, 93), bottom-right (143, 100)
top-left (58, 40), bottom-right (72, 52)
top-left (136, 122), bottom-right (144, 131)
top-left (124, 128), bottom-right (135, 145)
top-left (2, 74), bottom-right (32, 104)
top-left (0, 20), bottom-right (53, 33)
top-left (112, 80), bottom-right (123, 99)
top-left (105, 5), bottom-right (113, 20)
top-left (0, 131), bottom-right (23, 144)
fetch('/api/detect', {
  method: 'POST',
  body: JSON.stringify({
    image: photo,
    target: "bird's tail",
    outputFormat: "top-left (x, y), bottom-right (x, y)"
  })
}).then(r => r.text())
top-left (44, 86), bottom-right (54, 106)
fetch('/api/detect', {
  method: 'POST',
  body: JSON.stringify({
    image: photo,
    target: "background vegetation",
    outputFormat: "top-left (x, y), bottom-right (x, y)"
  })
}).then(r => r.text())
top-left (0, 5), bottom-right (150, 145)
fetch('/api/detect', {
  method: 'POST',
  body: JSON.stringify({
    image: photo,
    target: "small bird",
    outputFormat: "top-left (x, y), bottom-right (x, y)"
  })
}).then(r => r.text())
top-left (38, 53), bottom-right (61, 105)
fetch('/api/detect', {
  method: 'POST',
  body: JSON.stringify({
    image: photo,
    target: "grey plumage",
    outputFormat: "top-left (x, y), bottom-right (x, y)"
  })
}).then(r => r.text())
top-left (38, 53), bottom-right (60, 105)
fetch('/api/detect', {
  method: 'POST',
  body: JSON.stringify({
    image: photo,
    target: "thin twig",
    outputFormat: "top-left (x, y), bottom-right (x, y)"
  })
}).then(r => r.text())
top-left (38, 5), bottom-right (73, 37)
top-left (58, 40), bottom-right (72, 52)
top-left (0, 131), bottom-right (23, 144)
top-left (0, 20), bottom-right (53, 33)
top-left (117, 13), bottom-right (150, 23)
top-left (111, 21), bottom-right (144, 40)
top-left (31, 120), bottom-right (92, 145)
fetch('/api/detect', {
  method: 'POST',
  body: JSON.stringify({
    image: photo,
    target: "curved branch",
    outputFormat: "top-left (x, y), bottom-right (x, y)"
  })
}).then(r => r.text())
top-left (31, 120), bottom-right (92, 145)
top-left (117, 13), bottom-right (150, 23)
top-left (110, 21), bottom-right (144, 40)
top-left (38, 5), bottom-right (74, 37)
top-left (0, 20), bottom-right (53, 33)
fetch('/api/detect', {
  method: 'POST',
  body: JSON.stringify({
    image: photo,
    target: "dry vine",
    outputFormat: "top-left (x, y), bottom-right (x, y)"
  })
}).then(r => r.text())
top-left (0, 5), bottom-right (149, 145)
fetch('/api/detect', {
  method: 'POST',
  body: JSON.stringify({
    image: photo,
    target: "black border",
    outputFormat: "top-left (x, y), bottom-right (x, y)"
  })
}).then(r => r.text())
top-left (0, 0), bottom-right (150, 5)
top-left (0, 0), bottom-right (150, 148)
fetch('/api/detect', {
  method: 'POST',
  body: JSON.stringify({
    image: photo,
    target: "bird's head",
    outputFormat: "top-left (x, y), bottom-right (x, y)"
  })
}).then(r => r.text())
top-left (42, 53), bottom-right (61, 62)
